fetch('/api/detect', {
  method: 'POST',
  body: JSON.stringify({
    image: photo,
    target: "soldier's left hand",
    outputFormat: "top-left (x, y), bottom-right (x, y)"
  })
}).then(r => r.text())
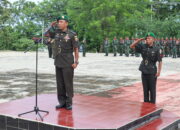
top-left (72, 63), bottom-right (78, 69)
top-left (156, 72), bottom-right (160, 77)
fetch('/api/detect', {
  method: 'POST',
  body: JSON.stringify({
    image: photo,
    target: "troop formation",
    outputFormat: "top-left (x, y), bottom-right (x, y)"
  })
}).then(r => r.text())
top-left (103, 37), bottom-right (180, 58)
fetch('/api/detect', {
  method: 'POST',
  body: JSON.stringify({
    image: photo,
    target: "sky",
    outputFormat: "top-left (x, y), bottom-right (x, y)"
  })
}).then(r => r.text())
top-left (9, 0), bottom-right (43, 4)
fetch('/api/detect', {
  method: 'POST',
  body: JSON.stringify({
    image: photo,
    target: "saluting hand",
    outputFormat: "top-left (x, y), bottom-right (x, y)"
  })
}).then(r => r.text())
top-left (51, 21), bottom-right (57, 26)
top-left (137, 38), bottom-right (144, 41)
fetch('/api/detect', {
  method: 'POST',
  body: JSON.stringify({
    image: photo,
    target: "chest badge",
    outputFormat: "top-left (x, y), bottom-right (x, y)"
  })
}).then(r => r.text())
top-left (64, 34), bottom-right (70, 42)
top-left (145, 60), bottom-right (148, 66)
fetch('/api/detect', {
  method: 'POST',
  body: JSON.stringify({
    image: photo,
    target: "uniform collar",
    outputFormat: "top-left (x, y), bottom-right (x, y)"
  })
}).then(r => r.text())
top-left (145, 44), bottom-right (154, 48)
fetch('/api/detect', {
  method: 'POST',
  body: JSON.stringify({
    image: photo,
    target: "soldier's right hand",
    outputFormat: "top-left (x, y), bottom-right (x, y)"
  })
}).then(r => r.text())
top-left (51, 21), bottom-right (57, 26)
top-left (138, 38), bottom-right (144, 41)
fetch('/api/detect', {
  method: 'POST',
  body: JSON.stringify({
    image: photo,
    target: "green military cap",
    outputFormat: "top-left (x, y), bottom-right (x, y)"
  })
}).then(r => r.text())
top-left (57, 15), bottom-right (69, 22)
top-left (145, 32), bottom-right (156, 39)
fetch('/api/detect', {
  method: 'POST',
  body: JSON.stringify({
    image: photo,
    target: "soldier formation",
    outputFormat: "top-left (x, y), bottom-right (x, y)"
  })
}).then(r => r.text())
top-left (103, 37), bottom-right (180, 58)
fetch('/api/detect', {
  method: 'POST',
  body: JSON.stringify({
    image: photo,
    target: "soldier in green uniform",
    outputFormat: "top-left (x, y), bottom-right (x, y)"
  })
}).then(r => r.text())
top-left (103, 37), bottom-right (109, 56)
top-left (130, 32), bottom-right (163, 104)
top-left (130, 37), bottom-right (135, 56)
top-left (164, 37), bottom-right (169, 57)
top-left (48, 15), bottom-right (79, 110)
top-left (82, 38), bottom-right (87, 57)
top-left (112, 36), bottom-right (118, 56)
top-left (124, 37), bottom-right (131, 57)
top-left (172, 37), bottom-right (177, 58)
top-left (119, 37), bottom-right (124, 56)
top-left (169, 37), bottom-right (173, 57)
top-left (177, 38), bottom-right (180, 57)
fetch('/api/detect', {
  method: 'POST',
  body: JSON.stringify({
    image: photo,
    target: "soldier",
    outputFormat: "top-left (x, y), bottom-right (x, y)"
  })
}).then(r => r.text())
top-left (168, 37), bottom-right (173, 57)
top-left (130, 32), bottom-right (163, 104)
top-left (130, 37), bottom-right (135, 56)
top-left (112, 36), bottom-right (118, 56)
top-left (119, 37), bottom-right (124, 56)
top-left (103, 37), bottom-right (109, 56)
top-left (82, 38), bottom-right (87, 57)
top-left (177, 38), bottom-right (180, 57)
top-left (48, 15), bottom-right (79, 110)
top-left (159, 38), bottom-right (164, 57)
top-left (164, 37), bottom-right (169, 57)
top-left (172, 37), bottom-right (177, 58)
top-left (124, 37), bottom-right (131, 57)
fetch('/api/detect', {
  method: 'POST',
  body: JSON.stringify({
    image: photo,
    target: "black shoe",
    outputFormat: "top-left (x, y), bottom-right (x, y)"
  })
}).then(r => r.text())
top-left (65, 104), bottom-right (72, 110)
top-left (56, 104), bottom-right (65, 109)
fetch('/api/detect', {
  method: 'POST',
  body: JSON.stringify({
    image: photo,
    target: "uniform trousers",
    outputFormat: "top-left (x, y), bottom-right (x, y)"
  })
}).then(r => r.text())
top-left (141, 73), bottom-right (157, 103)
top-left (55, 66), bottom-right (74, 106)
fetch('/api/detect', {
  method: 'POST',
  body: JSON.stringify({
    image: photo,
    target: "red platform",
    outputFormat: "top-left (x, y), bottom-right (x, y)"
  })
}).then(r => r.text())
top-left (0, 94), bottom-right (164, 129)
top-left (0, 73), bottom-right (180, 129)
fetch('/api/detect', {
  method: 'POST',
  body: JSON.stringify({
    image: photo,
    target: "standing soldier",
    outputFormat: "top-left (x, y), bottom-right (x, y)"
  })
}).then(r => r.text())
top-left (172, 37), bottom-right (177, 58)
top-left (159, 37), bottom-right (164, 56)
top-left (177, 38), bottom-right (180, 57)
top-left (168, 37), bottom-right (173, 57)
top-left (119, 37), bottom-right (124, 56)
top-left (112, 36), bottom-right (118, 56)
top-left (104, 37), bottom-right (109, 56)
top-left (48, 15), bottom-right (79, 110)
top-left (130, 37), bottom-right (135, 56)
top-left (124, 37), bottom-right (131, 57)
top-left (130, 32), bottom-right (163, 104)
top-left (164, 37), bottom-right (169, 57)
top-left (82, 38), bottom-right (87, 57)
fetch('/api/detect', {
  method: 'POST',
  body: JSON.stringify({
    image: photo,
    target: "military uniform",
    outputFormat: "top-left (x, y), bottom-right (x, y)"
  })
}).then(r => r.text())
top-left (82, 39), bottom-right (87, 57)
top-left (104, 38), bottom-right (109, 56)
top-left (112, 37), bottom-right (118, 56)
top-left (135, 33), bottom-right (163, 103)
top-left (164, 38), bottom-right (169, 57)
top-left (177, 39), bottom-right (180, 57)
top-left (49, 16), bottom-right (79, 109)
top-left (124, 37), bottom-right (131, 57)
top-left (119, 38), bottom-right (124, 56)
top-left (172, 38), bottom-right (177, 58)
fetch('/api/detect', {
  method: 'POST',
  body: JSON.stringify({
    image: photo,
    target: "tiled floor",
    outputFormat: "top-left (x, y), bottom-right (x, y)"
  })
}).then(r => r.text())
top-left (0, 73), bottom-right (179, 129)
top-left (0, 94), bottom-right (163, 129)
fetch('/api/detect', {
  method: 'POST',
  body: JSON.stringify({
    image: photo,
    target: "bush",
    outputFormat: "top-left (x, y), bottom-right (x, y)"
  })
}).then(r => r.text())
top-left (12, 38), bottom-right (35, 51)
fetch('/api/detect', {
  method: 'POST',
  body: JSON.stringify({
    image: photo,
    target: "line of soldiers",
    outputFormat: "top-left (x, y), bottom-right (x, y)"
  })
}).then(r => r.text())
top-left (103, 37), bottom-right (180, 58)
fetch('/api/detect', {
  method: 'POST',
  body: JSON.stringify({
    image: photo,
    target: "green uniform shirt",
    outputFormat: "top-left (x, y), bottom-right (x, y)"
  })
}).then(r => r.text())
top-left (135, 43), bottom-right (163, 74)
top-left (50, 29), bottom-right (79, 68)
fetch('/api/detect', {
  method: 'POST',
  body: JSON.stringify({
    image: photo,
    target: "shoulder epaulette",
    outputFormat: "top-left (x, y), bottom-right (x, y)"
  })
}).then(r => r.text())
top-left (69, 30), bottom-right (77, 35)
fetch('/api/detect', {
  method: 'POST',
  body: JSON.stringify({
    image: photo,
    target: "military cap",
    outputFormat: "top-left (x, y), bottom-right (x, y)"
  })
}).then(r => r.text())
top-left (145, 32), bottom-right (156, 39)
top-left (57, 15), bottom-right (69, 22)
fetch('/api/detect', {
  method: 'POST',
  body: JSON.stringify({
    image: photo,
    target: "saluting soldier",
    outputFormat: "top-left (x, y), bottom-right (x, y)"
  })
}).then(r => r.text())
top-left (48, 15), bottom-right (79, 110)
top-left (112, 36), bottom-right (118, 56)
top-left (130, 32), bottom-right (163, 104)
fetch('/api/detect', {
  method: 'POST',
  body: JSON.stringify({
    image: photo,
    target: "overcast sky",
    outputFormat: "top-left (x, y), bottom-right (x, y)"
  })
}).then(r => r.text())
top-left (9, 0), bottom-right (43, 4)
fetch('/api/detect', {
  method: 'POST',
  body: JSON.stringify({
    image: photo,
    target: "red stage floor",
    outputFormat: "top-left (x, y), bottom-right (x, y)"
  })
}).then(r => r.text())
top-left (0, 94), bottom-right (163, 129)
top-left (0, 73), bottom-right (179, 129)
